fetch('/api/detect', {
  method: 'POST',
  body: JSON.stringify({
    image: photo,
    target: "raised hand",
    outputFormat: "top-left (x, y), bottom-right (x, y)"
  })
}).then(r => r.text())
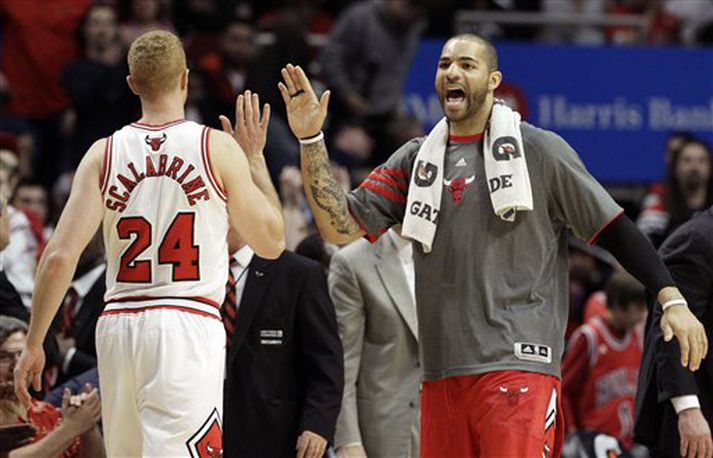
top-left (219, 90), bottom-right (270, 159)
top-left (278, 64), bottom-right (330, 140)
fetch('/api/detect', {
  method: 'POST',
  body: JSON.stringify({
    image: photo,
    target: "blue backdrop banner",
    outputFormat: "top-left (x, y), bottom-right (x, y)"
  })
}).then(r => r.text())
top-left (402, 40), bottom-right (713, 182)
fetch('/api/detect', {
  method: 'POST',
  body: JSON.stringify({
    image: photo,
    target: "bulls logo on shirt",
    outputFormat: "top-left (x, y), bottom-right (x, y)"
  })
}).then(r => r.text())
top-left (145, 133), bottom-right (168, 152)
top-left (444, 175), bottom-right (475, 204)
top-left (186, 408), bottom-right (223, 458)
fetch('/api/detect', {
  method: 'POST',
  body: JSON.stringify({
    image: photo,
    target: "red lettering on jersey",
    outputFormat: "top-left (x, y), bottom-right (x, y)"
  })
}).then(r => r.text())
top-left (182, 176), bottom-right (206, 195)
top-left (177, 163), bottom-right (195, 184)
top-left (146, 155), bottom-right (158, 177)
top-left (117, 174), bottom-right (137, 193)
top-left (187, 189), bottom-right (210, 206)
top-left (165, 156), bottom-right (184, 179)
top-left (127, 162), bottom-right (145, 182)
top-left (106, 199), bottom-right (127, 212)
top-left (108, 185), bottom-right (129, 202)
top-left (157, 154), bottom-right (168, 175)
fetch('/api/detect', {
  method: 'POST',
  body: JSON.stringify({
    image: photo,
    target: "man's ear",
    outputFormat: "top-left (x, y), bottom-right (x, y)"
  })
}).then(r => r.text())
top-left (489, 70), bottom-right (503, 93)
top-left (180, 69), bottom-right (189, 91)
top-left (126, 75), bottom-right (140, 96)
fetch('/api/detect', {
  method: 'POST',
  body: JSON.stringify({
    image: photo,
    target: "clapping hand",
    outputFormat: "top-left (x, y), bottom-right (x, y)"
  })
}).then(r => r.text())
top-left (219, 90), bottom-right (271, 160)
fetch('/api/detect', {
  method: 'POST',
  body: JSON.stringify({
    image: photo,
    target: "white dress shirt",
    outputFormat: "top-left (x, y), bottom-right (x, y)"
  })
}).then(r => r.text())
top-left (229, 245), bottom-right (255, 308)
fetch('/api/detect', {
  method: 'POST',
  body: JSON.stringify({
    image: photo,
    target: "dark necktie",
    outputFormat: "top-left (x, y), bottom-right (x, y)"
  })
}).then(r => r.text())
top-left (61, 287), bottom-right (79, 337)
top-left (222, 258), bottom-right (239, 351)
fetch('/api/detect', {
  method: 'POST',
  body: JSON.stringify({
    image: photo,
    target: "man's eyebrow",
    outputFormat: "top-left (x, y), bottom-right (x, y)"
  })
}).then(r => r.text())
top-left (438, 56), bottom-right (479, 62)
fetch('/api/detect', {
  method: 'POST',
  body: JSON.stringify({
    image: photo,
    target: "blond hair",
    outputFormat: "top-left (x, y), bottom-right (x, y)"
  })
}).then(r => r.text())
top-left (128, 31), bottom-right (186, 100)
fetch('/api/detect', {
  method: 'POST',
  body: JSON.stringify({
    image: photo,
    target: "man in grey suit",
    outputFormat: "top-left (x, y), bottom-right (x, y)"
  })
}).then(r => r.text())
top-left (328, 228), bottom-right (420, 458)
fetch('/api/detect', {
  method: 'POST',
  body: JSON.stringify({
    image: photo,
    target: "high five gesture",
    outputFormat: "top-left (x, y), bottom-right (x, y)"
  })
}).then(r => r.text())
top-left (278, 64), bottom-right (330, 140)
top-left (278, 64), bottom-right (363, 243)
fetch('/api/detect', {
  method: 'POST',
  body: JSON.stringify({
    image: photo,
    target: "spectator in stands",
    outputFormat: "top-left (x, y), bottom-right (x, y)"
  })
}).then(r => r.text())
top-left (198, 19), bottom-right (256, 122)
top-left (63, 4), bottom-right (138, 168)
top-left (0, 145), bottom-right (41, 309)
top-left (562, 271), bottom-right (647, 453)
top-left (0, 0), bottom-right (92, 188)
top-left (0, 316), bottom-right (104, 457)
top-left (10, 181), bottom-right (49, 239)
top-left (119, 0), bottom-right (177, 46)
top-left (329, 227), bottom-right (421, 458)
top-left (320, 0), bottom-right (425, 163)
top-left (637, 138), bottom-right (713, 248)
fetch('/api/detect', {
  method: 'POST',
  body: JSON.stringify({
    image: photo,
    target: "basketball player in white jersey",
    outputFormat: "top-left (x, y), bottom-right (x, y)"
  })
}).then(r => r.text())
top-left (13, 31), bottom-right (285, 456)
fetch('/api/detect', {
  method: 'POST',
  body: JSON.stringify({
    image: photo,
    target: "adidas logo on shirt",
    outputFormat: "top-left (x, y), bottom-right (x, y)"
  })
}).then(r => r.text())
top-left (455, 158), bottom-right (467, 167)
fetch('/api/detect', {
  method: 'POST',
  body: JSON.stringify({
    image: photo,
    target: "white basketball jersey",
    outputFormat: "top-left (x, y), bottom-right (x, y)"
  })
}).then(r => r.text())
top-left (101, 120), bottom-right (229, 314)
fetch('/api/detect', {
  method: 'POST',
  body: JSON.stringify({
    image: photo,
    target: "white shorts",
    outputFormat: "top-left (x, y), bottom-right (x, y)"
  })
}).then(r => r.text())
top-left (96, 300), bottom-right (225, 457)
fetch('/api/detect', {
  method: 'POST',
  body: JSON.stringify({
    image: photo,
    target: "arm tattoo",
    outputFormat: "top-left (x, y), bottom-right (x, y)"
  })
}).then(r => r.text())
top-left (301, 140), bottom-right (361, 236)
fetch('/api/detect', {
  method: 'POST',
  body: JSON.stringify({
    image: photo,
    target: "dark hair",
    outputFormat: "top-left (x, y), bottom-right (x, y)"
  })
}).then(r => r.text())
top-left (295, 233), bottom-right (332, 271)
top-left (447, 33), bottom-right (498, 71)
top-left (0, 316), bottom-right (27, 347)
top-left (605, 271), bottom-right (645, 311)
top-left (664, 138), bottom-right (713, 227)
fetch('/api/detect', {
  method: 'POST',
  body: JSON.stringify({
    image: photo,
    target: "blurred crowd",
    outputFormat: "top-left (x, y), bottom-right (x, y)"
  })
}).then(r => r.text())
top-left (0, 0), bottom-right (712, 456)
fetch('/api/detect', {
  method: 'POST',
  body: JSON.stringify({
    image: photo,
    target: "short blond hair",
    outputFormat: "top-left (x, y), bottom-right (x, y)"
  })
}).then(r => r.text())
top-left (128, 31), bottom-right (186, 100)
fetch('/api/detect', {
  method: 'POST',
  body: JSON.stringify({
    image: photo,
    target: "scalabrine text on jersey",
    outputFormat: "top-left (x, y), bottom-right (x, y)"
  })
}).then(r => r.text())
top-left (105, 153), bottom-right (210, 212)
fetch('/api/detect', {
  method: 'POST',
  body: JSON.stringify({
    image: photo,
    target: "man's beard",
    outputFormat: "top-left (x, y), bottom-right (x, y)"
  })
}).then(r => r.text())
top-left (442, 86), bottom-right (489, 123)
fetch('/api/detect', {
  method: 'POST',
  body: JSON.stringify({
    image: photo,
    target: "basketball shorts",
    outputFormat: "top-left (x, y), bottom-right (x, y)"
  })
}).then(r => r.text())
top-left (96, 301), bottom-right (225, 457)
top-left (421, 370), bottom-right (564, 457)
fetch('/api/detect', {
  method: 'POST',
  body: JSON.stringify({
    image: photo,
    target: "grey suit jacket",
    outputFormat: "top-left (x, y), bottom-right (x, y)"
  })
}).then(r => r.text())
top-left (328, 233), bottom-right (421, 458)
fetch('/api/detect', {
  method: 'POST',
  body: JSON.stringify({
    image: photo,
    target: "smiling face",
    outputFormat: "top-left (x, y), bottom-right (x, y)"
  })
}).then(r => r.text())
top-left (435, 37), bottom-right (501, 124)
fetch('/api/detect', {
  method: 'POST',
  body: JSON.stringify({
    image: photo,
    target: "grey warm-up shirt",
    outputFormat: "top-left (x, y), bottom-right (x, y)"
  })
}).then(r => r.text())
top-left (347, 122), bottom-right (623, 381)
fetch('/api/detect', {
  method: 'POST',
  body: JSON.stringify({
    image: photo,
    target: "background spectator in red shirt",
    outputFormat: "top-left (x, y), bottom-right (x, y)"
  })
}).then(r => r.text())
top-left (0, 316), bottom-right (103, 457)
top-left (563, 271), bottom-right (647, 453)
top-left (0, 0), bottom-right (92, 189)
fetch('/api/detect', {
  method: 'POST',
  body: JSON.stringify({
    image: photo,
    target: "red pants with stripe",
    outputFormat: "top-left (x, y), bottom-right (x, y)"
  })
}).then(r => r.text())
top-left (421, 371), bottom-right (564, 457)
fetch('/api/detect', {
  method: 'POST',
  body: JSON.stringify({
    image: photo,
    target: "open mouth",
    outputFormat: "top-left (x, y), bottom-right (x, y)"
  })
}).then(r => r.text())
top-left (445, 88), bottom-right (466, 107)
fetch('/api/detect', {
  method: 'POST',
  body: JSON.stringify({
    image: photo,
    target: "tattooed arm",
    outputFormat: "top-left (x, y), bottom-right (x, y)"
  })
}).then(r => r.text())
top-left (301, 139), bottom-right (364, 244)
top-left (278, 64), bottom-right (364, 244)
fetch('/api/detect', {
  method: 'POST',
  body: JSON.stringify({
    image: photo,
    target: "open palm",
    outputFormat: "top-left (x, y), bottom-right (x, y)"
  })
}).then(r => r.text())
top-left (278, 64), bottom-right (330, 140)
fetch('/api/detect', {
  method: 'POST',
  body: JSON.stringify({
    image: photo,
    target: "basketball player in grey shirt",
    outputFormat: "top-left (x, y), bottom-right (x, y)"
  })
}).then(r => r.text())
top-left (277, 34), bottom-right (707, 457)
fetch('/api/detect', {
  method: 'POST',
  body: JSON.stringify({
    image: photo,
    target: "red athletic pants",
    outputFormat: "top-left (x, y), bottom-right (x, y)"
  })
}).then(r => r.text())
top-left (421, 370), bottom-right (564, 457)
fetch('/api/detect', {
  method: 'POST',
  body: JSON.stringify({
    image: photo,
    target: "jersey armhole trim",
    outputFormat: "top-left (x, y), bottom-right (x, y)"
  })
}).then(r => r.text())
top-left (100, 136), bottom-right (113, 196)
top-left (201, 127), bottom-right (227, 202)
top-left (587, 209), bottom-right (624, 245)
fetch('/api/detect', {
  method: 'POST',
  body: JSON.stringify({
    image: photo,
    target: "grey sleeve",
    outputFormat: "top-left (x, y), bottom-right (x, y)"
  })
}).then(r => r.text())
top-left (533, 129), bottom-right (623, 242)
top-left (346, 138), bottom-right (422, 242)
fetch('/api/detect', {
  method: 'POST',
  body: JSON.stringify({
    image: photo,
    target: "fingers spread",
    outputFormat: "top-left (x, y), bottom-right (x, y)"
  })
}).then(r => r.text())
top-left (282, 67), bottom-right (297, 95)
top-left (294, 66), bottom-right (313, 96)
top-left (219, 116), bottom-right (233, 135)
top-left (237, 94), bottom-right (245, 127)
top-left (260, 103), bottom-right (271, 130)
top-left (278, 82), bottom-right (290, 104)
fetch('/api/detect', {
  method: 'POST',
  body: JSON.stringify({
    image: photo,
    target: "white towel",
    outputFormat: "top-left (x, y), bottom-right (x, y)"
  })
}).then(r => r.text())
top-left (402, 102), bottom-right (532, 253)
top-left (484, 101), bottom-right (533, 222)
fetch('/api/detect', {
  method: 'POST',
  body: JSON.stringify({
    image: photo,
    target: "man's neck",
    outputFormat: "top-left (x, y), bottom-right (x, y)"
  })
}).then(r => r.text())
top-left (138, 97), bottom-right (185, 125)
